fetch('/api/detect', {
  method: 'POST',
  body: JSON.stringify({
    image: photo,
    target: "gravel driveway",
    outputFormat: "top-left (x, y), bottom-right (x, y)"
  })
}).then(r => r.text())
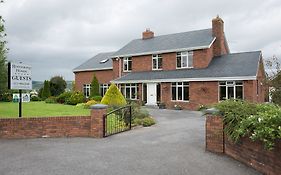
top-left (0, 108), bottom-right (260, 175)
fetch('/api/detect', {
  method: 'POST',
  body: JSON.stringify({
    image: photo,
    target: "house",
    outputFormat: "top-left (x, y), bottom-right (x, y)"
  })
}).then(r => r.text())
top-left (73, 16), bottom-right (266, 110)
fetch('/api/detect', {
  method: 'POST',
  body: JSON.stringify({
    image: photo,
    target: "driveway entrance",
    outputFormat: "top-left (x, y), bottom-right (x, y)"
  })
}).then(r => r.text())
top-left (0, 109), bottom-right (260, 175)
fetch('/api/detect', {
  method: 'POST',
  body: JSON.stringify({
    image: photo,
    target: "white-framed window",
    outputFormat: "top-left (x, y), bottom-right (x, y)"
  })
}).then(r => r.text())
top-left (176, 51), bottom-right (193, 68)
top-left (171, 82), bottom-right (189, 101)
top-left (83, 84), bottom-right (91, 98)
top-left (219, 81), bottom-right (243, 100)
top-left (100, 84), bottom-right (110, 96)
top-left (123, 57), bottom-right (132, 72)
top-left (152, 54), bottom-right (162, 70)
top-left (120, 84), bottom-right (138, 100)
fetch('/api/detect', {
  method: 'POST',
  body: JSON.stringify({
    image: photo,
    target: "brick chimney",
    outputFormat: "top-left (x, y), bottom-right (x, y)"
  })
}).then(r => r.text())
top-left (142, 28), bottom-right (154, 39)
top-left (212, 15), bottom-right (226, 56)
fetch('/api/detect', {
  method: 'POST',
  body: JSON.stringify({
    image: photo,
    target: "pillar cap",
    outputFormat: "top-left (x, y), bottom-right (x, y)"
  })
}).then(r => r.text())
top-left (204, 108), bottom-right (220, 115)
top-left (90, 104), bottom-right (108, 109)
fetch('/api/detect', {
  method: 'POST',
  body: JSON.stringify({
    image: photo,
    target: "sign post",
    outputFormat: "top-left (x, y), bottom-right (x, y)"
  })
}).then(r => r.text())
top-left (8, 62), bottom-right (32, 118)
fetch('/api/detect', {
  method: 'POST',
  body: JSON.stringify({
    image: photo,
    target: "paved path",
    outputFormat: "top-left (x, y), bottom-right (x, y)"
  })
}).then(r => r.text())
top-left (0, 109), bottom-right (260, 175)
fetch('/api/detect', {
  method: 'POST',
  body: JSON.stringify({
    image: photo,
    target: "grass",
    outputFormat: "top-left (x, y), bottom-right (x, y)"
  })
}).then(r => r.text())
top-left (0, 101), bottom-right (90, 118)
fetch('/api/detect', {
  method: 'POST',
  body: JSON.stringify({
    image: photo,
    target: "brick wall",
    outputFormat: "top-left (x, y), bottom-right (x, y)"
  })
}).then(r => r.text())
top-left (206, 115), bottom-right (281, 175)
top-left (75, 69), bottom-right (114, 91)
top-left (161, 81), bottom-right (218, 110)
top-left (0, 106), bottom-right (107, 139)
top-left (193, 46), bottom-right (214, 68)
top-left (205, 115), bottom-right (224, 153)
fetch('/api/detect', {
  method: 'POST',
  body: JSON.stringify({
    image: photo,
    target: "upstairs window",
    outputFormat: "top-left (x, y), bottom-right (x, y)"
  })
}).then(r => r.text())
top-left (123, 57), bottom-right (132, 72)
top-left (219, 81), bottom-right (243, 100)
top-left (176, 51), bottom-right (193, 68)
top-left (152, 54), bottom-right (162, 70)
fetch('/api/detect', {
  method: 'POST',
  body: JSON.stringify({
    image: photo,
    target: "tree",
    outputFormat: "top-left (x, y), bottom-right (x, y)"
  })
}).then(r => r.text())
top-left (101, 84), bottom-right (126, 107)
top-left (265, 55), bottom-right (281, 105)
top-left (42, 80), bottom-right (51, 100)
top-left (90, 74), bottom-right (100, 97)
top-left (49, 76), bottom-right (66, 96)
top-left (0, 6), bottom-right (8, 98)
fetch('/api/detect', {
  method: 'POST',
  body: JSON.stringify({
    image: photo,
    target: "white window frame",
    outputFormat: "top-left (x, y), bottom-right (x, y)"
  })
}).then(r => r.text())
top-left (176, 51), bottom-right (193, 69)
top-left (99, 84), bottom-right (109, 96)
top-left (152, 54), bottom-right (162, 70)
top-left (123, 57), bottom-right (132, 72)
top-left (120, 84), bottom-right (138, 100)
top-left (219, 81), bottom-right (243, 101)
top-left (83, 84), bottom-right (91, 98)
top-left (171, 82), bottom-right (189, 102)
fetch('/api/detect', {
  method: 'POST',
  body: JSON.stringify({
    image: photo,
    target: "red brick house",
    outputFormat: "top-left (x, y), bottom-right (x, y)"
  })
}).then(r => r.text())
top-left (73, 16), bottom-right (266, 110)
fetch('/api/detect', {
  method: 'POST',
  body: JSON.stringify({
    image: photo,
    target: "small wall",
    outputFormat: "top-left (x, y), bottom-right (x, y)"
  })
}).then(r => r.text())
top-left (0, 105), bottom-right (107, 139)
top-left (206, 114), bottom-right (281, 175)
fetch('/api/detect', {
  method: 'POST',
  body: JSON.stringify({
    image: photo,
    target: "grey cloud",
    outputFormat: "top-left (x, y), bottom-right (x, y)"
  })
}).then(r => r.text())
top-left (2, 0), bottom-right (281, 80)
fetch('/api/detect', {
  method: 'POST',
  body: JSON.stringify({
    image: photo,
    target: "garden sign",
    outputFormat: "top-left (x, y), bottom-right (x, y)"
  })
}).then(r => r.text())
top-left (8, 62), bottom-right (32, 117)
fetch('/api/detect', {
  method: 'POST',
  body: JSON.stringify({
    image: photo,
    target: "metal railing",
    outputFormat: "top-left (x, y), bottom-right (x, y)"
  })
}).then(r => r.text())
top-left (103, 105), bottom-right (132, 137)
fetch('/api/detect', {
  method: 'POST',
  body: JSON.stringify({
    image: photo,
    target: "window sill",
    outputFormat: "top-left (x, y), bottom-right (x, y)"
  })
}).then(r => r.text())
top-left (176, 67), bottom-right (193, 69)
top-left (123, 70), bottom-right (132, 73)
top-left (171, 100), bottom-right (189, 103)
top-left (152, 68), bottom-right (163, 71)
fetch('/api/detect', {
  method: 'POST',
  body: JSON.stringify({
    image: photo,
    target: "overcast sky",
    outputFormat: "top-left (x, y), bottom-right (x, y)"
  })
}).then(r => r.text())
top-left (2, 0), bottom-right (281, 81)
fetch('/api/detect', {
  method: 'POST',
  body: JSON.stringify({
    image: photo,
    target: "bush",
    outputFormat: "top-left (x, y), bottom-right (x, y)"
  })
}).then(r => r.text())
top-left (101, 84), bottom-right (126, 107)
top-left (30, 96), bottom-right (41, 101)
top-left (49, 76), bottom-right (67, 96)
top-left (142, 117), bottom-right (156, 127)
top-left (42, 80), bottom-right (51, 100)
top-left (90, 74), bottom-right (100, 97)
top-left (66, 91), bottom-right (85, 105)
top-left (56, 91), bottom-right (72, 104)
top-left (215, 99), bottom-right (281, 150)
top-left (90, 95), bottom-right (102, 102)
top-left (45, 96), bottom-right (57, 103)
top-left (271, 89), bottom-right (281, 106)
top-left (0, 92), bottom-right (12, 102)
top-left (84, 100), bottom-right (98, 109)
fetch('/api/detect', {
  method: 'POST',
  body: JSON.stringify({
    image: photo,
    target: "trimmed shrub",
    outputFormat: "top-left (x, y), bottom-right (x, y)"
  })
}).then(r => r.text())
top-left (42, 80), bottom-right (51, 100)
top-left (101, 84), bottom-right (126, 107)
top-left (90, 95), bottom-right (102, 102)
top-left (56, 91), bottom-right (72, 104)
top-left (66, 91), bottom-right (85, 105)
top-left (142, 117), bottom-right (156, 127)
top-left (45, 96), bottom-right (57, 103)
top-left (30, 96), bottom-right (41, 101)
top-left (84, 100), bottom-right (98, 109)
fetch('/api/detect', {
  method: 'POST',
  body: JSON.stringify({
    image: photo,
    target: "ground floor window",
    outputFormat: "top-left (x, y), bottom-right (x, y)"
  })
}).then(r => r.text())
top-left (219, 81), bottom-right (243, 100)
top-left (100, 84), bottom-right (110, 96)
top-left (83, 84), bottom-right (91, 98)
top-left (171, 82), bottom-right (189, 101)
top-left (120, 84), bottom-right (138, 100)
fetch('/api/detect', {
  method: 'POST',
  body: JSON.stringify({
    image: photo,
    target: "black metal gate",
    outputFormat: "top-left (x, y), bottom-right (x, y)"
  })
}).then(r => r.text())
top-left (103, 105), bottom-right (132, 137)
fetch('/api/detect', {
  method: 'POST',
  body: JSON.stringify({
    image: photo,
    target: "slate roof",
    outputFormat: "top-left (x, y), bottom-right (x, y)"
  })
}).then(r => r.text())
top-left (112, 28), bottom-right (215, 57)
top-left (73, 52), bottom-right (115, 72)
top-left (113, 51), bottom-right (261, 83)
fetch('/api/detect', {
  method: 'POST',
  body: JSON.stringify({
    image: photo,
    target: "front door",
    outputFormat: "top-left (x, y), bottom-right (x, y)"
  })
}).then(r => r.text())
top-left (146, 83), bottom-right (157, 105)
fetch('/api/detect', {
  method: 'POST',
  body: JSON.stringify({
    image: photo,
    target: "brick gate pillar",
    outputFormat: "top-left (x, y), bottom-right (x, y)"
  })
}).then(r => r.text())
top-left (90, 104), bottom-right (108, 138)
top-left (205, 108), bottom-right (224, 153)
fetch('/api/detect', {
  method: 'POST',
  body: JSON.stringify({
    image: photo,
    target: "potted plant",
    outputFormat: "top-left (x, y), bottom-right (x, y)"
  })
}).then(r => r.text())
top-left (174, 104), bottom-right (182, 110)
top-left (158, 102), bottom-right (166, 109)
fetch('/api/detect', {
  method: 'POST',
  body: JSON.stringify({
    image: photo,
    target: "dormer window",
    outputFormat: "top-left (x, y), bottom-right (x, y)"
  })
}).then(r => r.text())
top-left (152, 54), bottom-right (162, 70)
top-left (176, 51), bottom-right (193, 68)
top-left (100, 59), bottom-right (109, 64)
top-left (123, 57), bottom-right (132, 72)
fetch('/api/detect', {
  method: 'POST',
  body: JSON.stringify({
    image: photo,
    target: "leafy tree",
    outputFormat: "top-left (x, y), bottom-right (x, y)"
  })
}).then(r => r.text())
top-left (101, 84), bottom-right (126, 107)
top-left (42, 80), bottom-right (51, 100)
top-left (49, 76), bottom-right (66, 96)
top-left (0, 7), bottom-right (8, 99)
top-left (90, 74), bottom-right (100, 97)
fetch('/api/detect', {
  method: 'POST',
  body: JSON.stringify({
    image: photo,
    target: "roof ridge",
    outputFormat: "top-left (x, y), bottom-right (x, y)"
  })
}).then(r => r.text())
top-left (135, 28), bottom-right (212, 40)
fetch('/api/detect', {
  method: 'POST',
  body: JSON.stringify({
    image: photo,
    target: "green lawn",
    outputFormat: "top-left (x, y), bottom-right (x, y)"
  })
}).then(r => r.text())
top-left (0, 102), bottom-right (90, 118)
